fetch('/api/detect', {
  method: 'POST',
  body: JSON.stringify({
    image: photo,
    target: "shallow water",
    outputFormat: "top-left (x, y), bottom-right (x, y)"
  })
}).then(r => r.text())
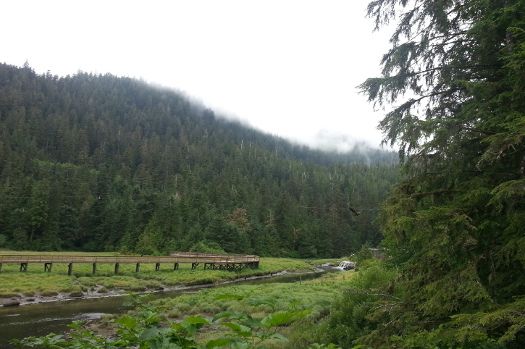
top-left (0, 271), bottom-right (325, 348)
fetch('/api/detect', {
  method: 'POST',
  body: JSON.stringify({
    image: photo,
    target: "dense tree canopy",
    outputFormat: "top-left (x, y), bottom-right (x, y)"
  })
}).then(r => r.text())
top-left (0, 63), bottom-right (398, 257)
top-left (328, 0), bottom-right (525, 348)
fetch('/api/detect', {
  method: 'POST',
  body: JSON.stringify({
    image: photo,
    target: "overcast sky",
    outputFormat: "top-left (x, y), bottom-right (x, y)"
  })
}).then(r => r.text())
top-left (1, 0), bottom-right (393, 150)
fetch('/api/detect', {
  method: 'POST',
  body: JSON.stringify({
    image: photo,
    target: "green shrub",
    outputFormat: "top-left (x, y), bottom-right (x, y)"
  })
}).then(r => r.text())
top-left (189, 241), bottom-right (226, 254)
top-left (324, 261), bottom-right (397, 348)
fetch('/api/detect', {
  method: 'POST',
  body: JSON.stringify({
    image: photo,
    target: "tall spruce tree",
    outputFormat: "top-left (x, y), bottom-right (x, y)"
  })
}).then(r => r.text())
top-left (355, 0), bottom-right (525, 347)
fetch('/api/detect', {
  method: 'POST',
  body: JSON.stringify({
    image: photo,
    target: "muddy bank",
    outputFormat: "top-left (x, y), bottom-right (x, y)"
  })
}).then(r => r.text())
top-left (0, 269), bottom-right (320, 308)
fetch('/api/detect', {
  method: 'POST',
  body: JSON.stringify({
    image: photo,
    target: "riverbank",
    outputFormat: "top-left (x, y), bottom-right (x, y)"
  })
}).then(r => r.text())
top-left (1, 269), bottom-right (319, 308)
top-left (15, 270), bottom-right (354, 349)
top-left (0, 252), bottom-right (322, 307)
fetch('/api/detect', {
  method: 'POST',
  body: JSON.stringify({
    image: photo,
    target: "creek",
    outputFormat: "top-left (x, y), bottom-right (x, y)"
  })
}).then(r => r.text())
top-left (0, 270), bottom-right (325, 348)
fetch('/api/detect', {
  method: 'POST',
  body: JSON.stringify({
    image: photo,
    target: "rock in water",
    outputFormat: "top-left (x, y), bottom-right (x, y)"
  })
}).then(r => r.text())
top-left (3, 299), bottom-right (21, 307)
top-left (336, 261), bottom-right (356, 271)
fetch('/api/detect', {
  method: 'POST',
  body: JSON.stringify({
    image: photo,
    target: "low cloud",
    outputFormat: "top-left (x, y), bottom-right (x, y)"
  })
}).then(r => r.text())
top-left (309, 129), bottom-right (381, 153)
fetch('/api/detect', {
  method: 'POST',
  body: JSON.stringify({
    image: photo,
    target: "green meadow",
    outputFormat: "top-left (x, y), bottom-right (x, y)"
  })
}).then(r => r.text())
top-left (145, 271), bottom-right (353, 347)
top-left (0, 251), bottom-right (314, 299)
top-left (19, 270), bottom-right (355, 348)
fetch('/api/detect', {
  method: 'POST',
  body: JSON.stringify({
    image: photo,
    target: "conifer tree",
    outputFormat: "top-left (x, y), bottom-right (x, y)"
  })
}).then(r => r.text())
top-left (357, 0), bottom-right (525, 347)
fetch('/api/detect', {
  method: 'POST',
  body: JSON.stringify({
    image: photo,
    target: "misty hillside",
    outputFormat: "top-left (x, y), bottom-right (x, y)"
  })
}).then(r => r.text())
top-left (0, 63), bottom-right (398, 257)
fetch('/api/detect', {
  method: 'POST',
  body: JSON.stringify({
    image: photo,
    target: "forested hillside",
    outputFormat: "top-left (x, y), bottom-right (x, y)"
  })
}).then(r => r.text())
top-left (0, 63), bottom-right (398, 257)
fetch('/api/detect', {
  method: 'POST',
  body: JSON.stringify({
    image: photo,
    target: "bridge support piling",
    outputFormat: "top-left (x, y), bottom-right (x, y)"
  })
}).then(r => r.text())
top-left (44, 263), bottom-right (52, 272)
top-left (68, 263), bottom-right (73, 276)
top-left (173, 263), bottom-right (178, 270)
top-left (191, 262), bottom-right (199, 270)
top-left (0, 263), bottom-right (2, 272)
top-left (135, 263), bottom-right (140, 272)
top-left (20, 263), bottom-right (28, 272)
top-left (92, 263), bottom-right (97, 274)
top-left (114, 263), bottom-right (120, 274)
top-left (155, 262), bottom-right (160, 271)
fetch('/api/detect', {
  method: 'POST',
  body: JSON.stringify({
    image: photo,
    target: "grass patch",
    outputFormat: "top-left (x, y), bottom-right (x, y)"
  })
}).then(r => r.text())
top-left (16, 266), bottom-right (356, 349)
top-left (0, 251), bottom-right (313, 298)
top-left (124, 271), bottom-right (355, 347)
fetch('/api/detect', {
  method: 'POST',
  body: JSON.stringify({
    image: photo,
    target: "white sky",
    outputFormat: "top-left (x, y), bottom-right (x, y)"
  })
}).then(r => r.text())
top-left (1, 0), bottom-right (392, 150)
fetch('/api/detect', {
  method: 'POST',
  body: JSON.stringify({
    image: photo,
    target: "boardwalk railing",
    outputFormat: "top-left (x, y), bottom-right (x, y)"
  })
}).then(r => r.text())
top-left (170, 252), bottom-right (260, 264)
top-left (0, 253), bottom-right (260, 274)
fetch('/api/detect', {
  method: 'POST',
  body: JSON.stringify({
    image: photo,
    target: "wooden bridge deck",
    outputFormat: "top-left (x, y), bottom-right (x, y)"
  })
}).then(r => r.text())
top-left (0, 253), bottom-right (260, 274)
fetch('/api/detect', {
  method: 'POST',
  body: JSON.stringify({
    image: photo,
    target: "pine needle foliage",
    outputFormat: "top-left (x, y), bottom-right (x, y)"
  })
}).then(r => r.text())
top-left (336, 0), bottom-right (525, 347)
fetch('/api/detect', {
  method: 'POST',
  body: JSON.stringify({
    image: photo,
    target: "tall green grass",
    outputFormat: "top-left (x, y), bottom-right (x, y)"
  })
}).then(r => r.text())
top-left (0, 251), bottom-right (313, 298)
top-left (18, 271), bottom-right (354, 348)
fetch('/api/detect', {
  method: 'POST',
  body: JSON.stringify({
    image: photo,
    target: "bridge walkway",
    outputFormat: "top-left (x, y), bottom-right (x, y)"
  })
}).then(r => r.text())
top-left (0, 253), bottom-right (260, 275)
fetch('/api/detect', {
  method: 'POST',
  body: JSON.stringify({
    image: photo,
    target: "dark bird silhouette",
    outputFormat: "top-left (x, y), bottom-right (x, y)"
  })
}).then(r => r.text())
top-left (349, 206), bottom-right (361, 216)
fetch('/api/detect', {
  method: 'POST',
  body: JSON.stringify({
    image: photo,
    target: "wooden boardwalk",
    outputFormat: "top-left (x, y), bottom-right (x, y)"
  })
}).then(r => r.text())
top-left (0, 253), bottom-right (260, 275)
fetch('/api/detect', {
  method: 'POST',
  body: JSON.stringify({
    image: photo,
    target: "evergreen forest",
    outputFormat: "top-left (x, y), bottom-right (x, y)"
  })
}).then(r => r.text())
top-left (0, 63), bottom-right (398, 257)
